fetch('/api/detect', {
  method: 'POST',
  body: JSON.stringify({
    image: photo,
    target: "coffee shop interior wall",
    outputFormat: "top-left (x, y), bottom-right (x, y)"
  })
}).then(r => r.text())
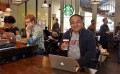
top-left (2, 0), bottom-right (76, 31)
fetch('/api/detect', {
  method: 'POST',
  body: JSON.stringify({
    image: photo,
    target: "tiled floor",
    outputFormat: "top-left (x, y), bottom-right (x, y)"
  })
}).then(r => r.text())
top-left (96, 46), bottom-right (120, 74)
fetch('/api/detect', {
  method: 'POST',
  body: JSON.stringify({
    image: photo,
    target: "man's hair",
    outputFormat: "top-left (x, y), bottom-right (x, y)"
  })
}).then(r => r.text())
top-left (69, 14), bottom-right (84, 22)
top-left (25, 14), bottom-right (36, 22)
top-left (102, 17), bottom-right (107, 22)
top-left (55, 18), bottom-right (58, 21)
top-left (45, 26), bottom-right (48, 30)
top-left (91, 19), bottom-right (95, 23)
top-left (4, 16), bottom-right (16, 24)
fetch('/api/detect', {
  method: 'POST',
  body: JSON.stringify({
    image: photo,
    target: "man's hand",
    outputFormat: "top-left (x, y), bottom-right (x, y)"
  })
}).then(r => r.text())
top-left (106, 31), bottom-right (111, 35)
top-left (61, 42), bottom-right (68, 51)
top-left (75, 60), bottom-right (80, 67)
top-left (26, 22), bottom-right (33, 30)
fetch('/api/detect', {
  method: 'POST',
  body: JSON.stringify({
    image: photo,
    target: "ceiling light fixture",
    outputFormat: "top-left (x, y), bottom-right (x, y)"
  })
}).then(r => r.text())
top-left (42, 0), bottom-right (49, 8)
top-left (5, 0), bottom-right (12, 12)
top-left (0, 0), bottom-right (3, 14)
top-left (91, 0), bottom-right (100, 4)
top-left (12, 0), bottom-right (22, 4)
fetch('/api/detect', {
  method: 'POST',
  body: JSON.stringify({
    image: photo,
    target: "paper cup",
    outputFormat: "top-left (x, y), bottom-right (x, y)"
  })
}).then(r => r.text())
top-left (63, 39), bottom-right (69, 50)
top-left (63, 39), bottom-right (69, 44)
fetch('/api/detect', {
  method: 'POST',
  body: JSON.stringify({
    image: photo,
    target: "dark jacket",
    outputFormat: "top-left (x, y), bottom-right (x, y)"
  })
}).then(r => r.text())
top-left (4, 27), bottom-right (19, 35)
top-left (116, 31), bottom-right (120, 63)
top-left (116, 31), bottom-right (120, 50)
top-left (116, 31), bottom-right (120, 41)
top-left (52, 22), bottom-right (59, 32)
top-left (99, 24), bottom-right (110, 49)
top-left (60, 28), bottom-right (96, 67)
top-left (99, 24), bottom-right (109, 37)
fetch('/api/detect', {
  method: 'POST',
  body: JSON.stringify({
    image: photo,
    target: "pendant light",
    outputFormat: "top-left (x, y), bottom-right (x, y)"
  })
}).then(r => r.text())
top-left (5, 0), bottom-right (12, 12)
top-left (91, 0), bottom-right (100, 4)
top-left (42, 0), bottom-right (49, 8)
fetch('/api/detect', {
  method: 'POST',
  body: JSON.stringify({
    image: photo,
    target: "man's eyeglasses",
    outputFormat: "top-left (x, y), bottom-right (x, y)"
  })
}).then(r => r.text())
top-left (70, 21), bottom-right (81, 25)
top-left (25, 21), bottom-right (31, 24)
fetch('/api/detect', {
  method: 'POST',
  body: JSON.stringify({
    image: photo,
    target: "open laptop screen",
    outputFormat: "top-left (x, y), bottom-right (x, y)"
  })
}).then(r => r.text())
top-left (4, 32), bottom-right (16, 43)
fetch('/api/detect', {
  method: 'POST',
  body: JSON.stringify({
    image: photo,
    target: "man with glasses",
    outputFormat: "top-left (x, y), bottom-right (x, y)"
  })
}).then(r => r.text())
top-left (60, 14), bottom-right (96, 68)
top-left (25, 14), bottom-right (45, 55)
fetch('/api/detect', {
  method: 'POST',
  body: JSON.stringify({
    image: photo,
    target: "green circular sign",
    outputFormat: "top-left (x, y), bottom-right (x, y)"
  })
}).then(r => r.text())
top-left (64, 4), bottom-right (74, 16)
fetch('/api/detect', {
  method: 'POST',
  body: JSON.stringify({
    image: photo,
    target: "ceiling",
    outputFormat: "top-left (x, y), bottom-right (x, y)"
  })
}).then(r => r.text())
top-left (1, 0), bottom-right (113, 4)
top-left (80, 0), bottom-right (115, 16)
top-left (1, 0), bottom-right (115, 15)
top-left (1, 0), bottom-right (114, 7)
top-left (80, 0), bottom-right (110, 7)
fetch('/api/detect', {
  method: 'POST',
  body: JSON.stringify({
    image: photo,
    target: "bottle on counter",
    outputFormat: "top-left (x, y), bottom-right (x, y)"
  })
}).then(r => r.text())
top-left (28, 34), bottom-right (33, 46)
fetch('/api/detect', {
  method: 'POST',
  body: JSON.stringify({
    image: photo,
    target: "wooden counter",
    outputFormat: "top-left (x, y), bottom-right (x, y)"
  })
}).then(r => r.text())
top-left (0, 44), bottom-right (38, 59)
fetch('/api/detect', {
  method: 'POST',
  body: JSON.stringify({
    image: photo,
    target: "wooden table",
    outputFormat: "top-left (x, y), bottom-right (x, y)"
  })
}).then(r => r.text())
top-left (0, 55), bottom-right (96, 74)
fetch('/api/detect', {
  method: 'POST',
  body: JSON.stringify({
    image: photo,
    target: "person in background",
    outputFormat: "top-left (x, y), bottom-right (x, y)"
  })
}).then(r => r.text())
top-left (114, 22), bottom-right (120, 48)
top-left (114, 28), bottom-right (120, 63)
top-left (1, 16), bottom-right (20, 61)
top-left (25, 14), bottom-right (45, 55)
top-left (52, 18), bottom-right (60, 36)
top-left (45, 31), bottom-right (59, 54)
top-left (51, 31), bottom-right (59, 42)
top-left (43, 26), bottom-right (50, 40)
top-left (3, 16), bottom-right (19, 35)
top-left (60, 14), bottom-right (96, 68)
top-left (87, 19), bottom-right (96, 34)
top-left (99, 17), bottom-right (110, 50)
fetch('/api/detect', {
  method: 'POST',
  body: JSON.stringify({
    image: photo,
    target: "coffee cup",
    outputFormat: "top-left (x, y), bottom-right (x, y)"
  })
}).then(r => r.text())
top-left (63, 39), bottom-right (69, 44)
top-left (63, 39), bottom-right (69, 50)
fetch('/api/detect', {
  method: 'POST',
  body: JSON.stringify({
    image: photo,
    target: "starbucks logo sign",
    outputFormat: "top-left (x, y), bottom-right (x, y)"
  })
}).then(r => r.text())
top-left (64, 4), bottom-right (74, 16)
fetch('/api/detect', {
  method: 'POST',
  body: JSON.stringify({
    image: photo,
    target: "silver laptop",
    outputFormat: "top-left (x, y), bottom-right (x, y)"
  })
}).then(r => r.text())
top-left (49, 54), bottom-right (79, 72)
top-left (4, 32), bottom-right (16, 43)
